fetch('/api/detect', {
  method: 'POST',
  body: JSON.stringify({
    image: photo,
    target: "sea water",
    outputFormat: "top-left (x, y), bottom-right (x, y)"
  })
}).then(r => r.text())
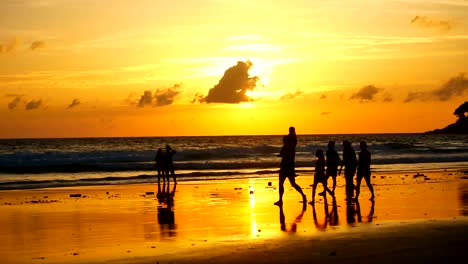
top-left (0, 134), bottom-right (467, 189)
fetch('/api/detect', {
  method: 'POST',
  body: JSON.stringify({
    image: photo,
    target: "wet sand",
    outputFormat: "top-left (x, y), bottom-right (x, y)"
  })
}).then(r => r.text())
top-left (0, 169), bottom-right (467, 263)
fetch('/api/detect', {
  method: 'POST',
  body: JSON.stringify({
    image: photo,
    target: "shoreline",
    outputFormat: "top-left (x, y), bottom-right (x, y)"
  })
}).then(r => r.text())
top-left (0, 166), bottom-right (466, 191)
top-left (0, 168), bottom-right (467, 263)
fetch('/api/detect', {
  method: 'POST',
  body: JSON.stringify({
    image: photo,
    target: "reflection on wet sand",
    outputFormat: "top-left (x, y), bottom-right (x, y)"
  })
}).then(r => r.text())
top-left (279, 202), bottom-right (307, 233)
top-left (347, 199), bottom-right (375, 224)
top-left (157, 182), bottom-right (177, 238)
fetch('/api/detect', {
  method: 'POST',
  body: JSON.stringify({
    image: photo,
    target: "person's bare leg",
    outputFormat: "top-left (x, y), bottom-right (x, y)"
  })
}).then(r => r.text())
top-left (355, 175), bottom-right (363, 200)
top-left (289, 176), bottom-right (307, 202)
top-left (331, 175), bottom-right (337, 194)
top-left (274, 176), bottom-right (286, 205)
top-left (365, 174), bottom-right (375, 200)
top-left (310, 182), bottom-right (317, 204)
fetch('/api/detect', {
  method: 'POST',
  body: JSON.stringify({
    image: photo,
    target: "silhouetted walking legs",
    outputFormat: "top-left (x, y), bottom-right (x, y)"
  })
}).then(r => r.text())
top-left (311, 180), bottom-right (333, 204)
top-left (275, 176), bottom-right (287, 205)
top-left (275, 176), bottom-right (306, 205)
top-left (331, 176), bottom-right (337, 194)
top-left (344, 174), bottom-right (355, 201)
top-left (355, 173), bottom-right (375, 200)
top-left (288, 176), bottom-right (307, 202)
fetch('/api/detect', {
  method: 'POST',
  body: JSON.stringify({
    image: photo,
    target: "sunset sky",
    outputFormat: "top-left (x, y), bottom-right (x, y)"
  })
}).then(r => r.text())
top-left (1, 0), bottom-right (467, 138)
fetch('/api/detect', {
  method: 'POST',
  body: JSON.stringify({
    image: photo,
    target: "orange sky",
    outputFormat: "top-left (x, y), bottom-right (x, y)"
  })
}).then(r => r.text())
top-left (1, 0), bottom-right (467, 138)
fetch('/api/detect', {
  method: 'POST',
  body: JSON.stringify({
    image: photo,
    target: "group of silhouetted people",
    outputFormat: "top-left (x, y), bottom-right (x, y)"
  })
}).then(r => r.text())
top-left (275, 127), bottom-right (375, 205)
top-left (312, 139), bottom-right (375, 202)
top-left (155, 144), bottom-right (177, 185)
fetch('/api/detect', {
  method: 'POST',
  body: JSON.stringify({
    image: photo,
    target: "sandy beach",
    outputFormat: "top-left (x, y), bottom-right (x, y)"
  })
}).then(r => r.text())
top-left (1, 169), bottom-right (467, 264)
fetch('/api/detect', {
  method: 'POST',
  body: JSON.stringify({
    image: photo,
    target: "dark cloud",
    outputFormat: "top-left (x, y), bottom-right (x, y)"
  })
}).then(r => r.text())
top-left (67, 98), bottom-right (81, 109)
top-left (194, 60), bottom-right (259, 104)
top-left (350, 85), bottom-right (380, 102)
top-left (280, 89), bottom-right (303, 100)
top-left (432, 73), bottom-right (468, 101)
top-left (411, 16), bottom-right (453, 32)
top-left (30, 41), bottom-right (45, 50)
top-left (405, 73), bottom-right (468, 102)
top-left (137, 91), bottom-right (153, 107)
top-left (320, 94), bottom-right (327, 100)
top-left (7, 96), bottom-right (22, 110)
top-left (137, 84), bottom-right (183, 107)
top-left (154, 83), bottom-right (182, 106)
top-left (25, 99), bottom-right (43, 110)
top-left (321, 112), bottom-right (331, 115)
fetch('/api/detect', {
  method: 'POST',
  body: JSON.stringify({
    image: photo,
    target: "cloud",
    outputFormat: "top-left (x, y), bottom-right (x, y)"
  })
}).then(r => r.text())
top-left (410, 16), bottom-right (453, 32)
top-left (154, 83), bottom-right (182, 106)
top-left (194, 60), bottom-right (259, 104)
top-left (67, 98), bottom-right (81, 109)
top-left (137, 90), bottom-right (153, 107)
top-left (30, 41), bottom-right (45, 50)
top-left (405, 73), bottom-right (468, 102)
top-left (321, 112), bottom-right (331, 115)
top-left (25, 99), bottom-right (43, 110)
top-left (383, 93), bottom-right (393, 102)
top-left (137, 84), bottom-right (183, 107)
top-left (7, 96), bottom-right (22, 110)
top-left (0, 38), bottom-right (19, 54)
top-left (432, 73), bottom-right (468, 101)
top-left (280, 89), bottom-right (303, 100)
top-left (320, 94), bottom-right (327, 100)
top-left (404, 92), bottom-right (426, 103)
top-left (350, 85), bottom-right (381, 102)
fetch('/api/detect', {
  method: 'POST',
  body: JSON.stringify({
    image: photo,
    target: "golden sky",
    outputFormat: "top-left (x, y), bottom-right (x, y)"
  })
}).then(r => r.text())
top-left (1, 0), bottom-right (467, 138)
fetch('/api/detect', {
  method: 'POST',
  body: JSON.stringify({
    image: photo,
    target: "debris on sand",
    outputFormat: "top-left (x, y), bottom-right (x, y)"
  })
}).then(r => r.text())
top-left (69, 194), bottom-right (82, 198)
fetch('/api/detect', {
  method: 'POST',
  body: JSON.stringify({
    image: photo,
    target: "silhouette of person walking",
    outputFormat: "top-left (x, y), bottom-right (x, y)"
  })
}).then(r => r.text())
top-left (339, 140), bottom-right (357, 201)
top-left (274, 127), bottom-right (307, 206)
top-left (164, 144), bottom-right (177, 184)
top-left (324, 141), bottom-right (341, 194)
top-left (356, 141), bottom-right (375, 200)
top-left (155, 148), bottom-right (165, 184)
top-left (310, 149), bottom-right (333, 204)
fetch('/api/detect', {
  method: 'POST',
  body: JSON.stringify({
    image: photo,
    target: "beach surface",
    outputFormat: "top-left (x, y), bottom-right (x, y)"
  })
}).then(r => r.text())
top-left (0, 169), bottom-right (467, 263)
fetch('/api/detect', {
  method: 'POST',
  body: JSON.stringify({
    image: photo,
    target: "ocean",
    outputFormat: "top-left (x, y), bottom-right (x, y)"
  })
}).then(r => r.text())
top-left (0, 134), bottom-right (467, 190)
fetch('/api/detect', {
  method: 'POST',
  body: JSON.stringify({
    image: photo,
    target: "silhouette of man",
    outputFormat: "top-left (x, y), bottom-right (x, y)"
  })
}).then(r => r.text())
top-left (164, 144), bottom-right (177, 184)
top-left (324, 141), bottom-right (340, 195)
top-left (339, 140), bottom-right (357, 201)
top-left (356, 141), bottom-right (375, 200)
top-left (274, 127), bottom-right (307, 205)
top-left (155, 148), bottom-right (165, 184)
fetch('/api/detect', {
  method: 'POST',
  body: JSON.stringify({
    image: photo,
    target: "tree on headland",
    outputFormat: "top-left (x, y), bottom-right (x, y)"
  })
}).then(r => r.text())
top-left (453, 101), bottom-right (468, 121)
top-left (425, 101), bottom-right (468, 134)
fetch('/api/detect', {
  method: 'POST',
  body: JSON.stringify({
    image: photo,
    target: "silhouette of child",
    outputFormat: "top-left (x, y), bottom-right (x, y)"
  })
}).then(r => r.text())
top-left (310, 149), bottom-right (333, 204)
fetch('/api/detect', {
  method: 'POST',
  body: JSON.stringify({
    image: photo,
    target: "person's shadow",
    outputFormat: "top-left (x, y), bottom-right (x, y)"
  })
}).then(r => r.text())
top-left (327, 196), bottom-right (339, 227)
top-left (356, 200), bottom-right (375, 223)
top-left (157, 182), bottom-right (177, 237)
top-left (312, 195), bottom-right (329, 231)
top-left (279, 202), bottom-right (307, 233)
top-left (347, 199), bottom-right (375, 224)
